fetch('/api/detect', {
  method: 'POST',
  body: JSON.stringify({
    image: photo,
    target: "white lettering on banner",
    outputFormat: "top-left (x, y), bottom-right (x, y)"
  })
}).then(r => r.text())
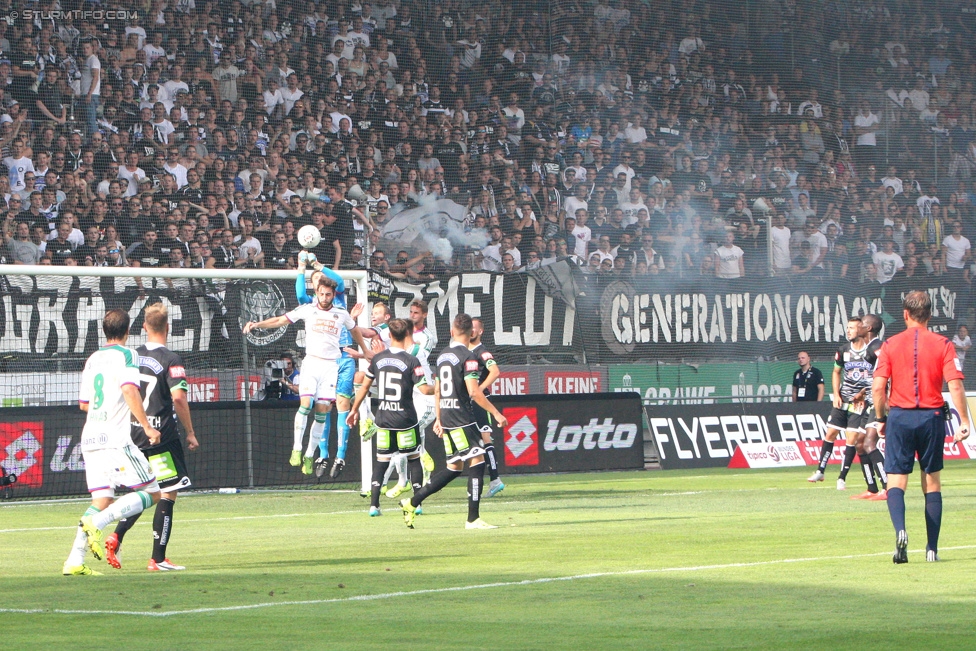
top-left (599, 285), bottom-right (959, 349)
top-left (543, 418), bottom-right (637, 451)
top-left (74, 295), bottom-right (106, 353)
top-left (188, 378), bottom-right (219, 402)
top-left (650, 413), bottom-right (830, 460)
top-left (49, 435), bottom-right (85, 472)
top-left (545, 374), bottom-right (601, 394)
top-left (490, 373), bottom-right (528, 395)
top-left (391, 273), bottom-right (561, 348)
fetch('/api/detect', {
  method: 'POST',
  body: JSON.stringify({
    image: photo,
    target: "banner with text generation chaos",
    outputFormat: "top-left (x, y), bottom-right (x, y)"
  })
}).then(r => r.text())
top-left (587, 275), bottom-right (962, 362)
top-left (423, 393), bottom-right (645, 474)
top-left (610, 362), bottom-right (835, 404)
top-left (645, 401), bottom-right (833, 470)
top-left (0, 402), bottom-right (362, 498)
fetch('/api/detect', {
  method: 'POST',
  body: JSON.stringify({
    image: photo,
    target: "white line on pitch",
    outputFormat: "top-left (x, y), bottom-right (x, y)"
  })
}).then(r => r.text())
top-left (6, 545), bottom-right (976, 617)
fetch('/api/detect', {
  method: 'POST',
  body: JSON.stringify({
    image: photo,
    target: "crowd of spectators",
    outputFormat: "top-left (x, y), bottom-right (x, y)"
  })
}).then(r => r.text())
top-left (2, 0), bottom-right (976, 298)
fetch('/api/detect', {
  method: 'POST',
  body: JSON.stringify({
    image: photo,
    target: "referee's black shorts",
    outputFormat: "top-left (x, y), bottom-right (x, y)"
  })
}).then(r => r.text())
top-left (884, 407), bottom-right (947, 475)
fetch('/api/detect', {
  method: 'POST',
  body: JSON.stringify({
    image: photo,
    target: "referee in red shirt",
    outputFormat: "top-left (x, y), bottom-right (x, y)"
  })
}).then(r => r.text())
top-left (872, 291), bottom-right (971, 563)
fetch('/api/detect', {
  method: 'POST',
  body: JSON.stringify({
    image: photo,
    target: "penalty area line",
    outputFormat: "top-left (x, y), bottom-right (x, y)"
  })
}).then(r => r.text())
top-left (7, 545), bottom-right (976, 617)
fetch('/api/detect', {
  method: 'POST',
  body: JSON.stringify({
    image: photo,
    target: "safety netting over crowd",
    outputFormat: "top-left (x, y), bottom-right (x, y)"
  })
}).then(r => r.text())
top-left (0, 0), bottom-right (974, 375)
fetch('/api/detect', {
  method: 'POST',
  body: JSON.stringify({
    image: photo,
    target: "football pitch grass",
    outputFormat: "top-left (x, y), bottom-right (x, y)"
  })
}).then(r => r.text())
top-left (4, 464), bottom-right (976, 650)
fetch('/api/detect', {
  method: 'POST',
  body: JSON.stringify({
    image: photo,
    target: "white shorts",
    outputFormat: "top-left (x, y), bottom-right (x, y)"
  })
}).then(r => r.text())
top-left (299, 356), bottom-right (339, 403)
top-left (83, 442), bottom-right (160, 498)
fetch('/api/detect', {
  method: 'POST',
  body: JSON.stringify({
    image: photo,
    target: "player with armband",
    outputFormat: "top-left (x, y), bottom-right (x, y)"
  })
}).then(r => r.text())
top-left (469, 317), bottom-right (505, 497)
top-left (347, 318), bottom-right (433, 516)
top-left (293, 250), bottom-right (364, 477)
top-left (245, 270), bottom-right (372, 476)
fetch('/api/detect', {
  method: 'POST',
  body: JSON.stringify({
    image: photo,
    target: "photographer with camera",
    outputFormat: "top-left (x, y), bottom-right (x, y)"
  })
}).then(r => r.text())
top-left (265, 354), bottom-right (300, 401)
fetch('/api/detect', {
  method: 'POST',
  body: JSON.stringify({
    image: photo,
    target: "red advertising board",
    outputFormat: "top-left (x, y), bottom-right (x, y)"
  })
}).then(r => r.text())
top-left (0, 421), bottom-right (45, 487)
top-left (490, 372), bottom-right (529, 396)
top-left (188, 377), bottom-right (220, 402)
top-left (502, 406), bottom-right (539, 466)
top-left (236, 375), bottom-right (263, 400)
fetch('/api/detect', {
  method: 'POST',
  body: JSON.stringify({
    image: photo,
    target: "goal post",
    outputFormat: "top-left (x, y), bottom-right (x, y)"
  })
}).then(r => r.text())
top-left (0, 263), bottom-right (373, 499)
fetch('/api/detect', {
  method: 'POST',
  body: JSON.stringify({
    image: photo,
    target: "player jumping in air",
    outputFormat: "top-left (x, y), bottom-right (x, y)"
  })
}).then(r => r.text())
top-left (63, 309), bottom-right (162, 576)
top-left (469, 317), bottom-right (505, 497)
top-left (807, 316), bottom-right (880, 491)
top-left (293, 252), bottom-right (363, 478)
top-left (244, 275), bottom-right (372, 475)
top-left (347, 318), bottom-right (434, 516)
top-left (400, 313), bottom-right (508, 530)
top-left (105, 303), bottom-right (200, 571)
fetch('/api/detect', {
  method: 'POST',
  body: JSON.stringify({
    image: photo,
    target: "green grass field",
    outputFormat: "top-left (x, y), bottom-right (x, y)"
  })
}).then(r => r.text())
top-left (4, 464), bottom-right (976, 650)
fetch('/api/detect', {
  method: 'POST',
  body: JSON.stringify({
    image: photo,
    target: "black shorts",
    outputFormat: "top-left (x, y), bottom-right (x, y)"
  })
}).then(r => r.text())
top-left (441, 423), bottom-right (486, 465)
top-left (473, 404), bottom-right (493, 434)
top-left (376, 426), bottom-right (420, 459)
top-left (141, 436), bottom-right (192, 491)
top-left (884, 407), bottom-right (947, 475)
top-left (827, 405), bottom-right (868, 433)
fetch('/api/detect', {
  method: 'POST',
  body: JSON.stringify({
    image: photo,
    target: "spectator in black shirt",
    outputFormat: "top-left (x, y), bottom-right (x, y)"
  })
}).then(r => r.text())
top-left (73, 225), bottom-right (103, 266)
top-left (129, 228), bottom-right (164, 269)
top-left (36, 68), bottom-right (66, 125)
top-left (47, 221), bottom-right (76, 266)
top-left (264, 231), bottom-right (294, 269)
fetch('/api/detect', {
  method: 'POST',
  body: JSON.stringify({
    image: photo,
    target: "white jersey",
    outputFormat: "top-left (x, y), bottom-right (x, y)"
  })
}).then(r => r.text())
top-left (78, 345), bottom-right (142, 451)
top-left (370, 322), bottom-right (392, 349)
top-left (286, 302), bottom-right (356, 360)
top-left (410, 325), bottom-right (437, 382)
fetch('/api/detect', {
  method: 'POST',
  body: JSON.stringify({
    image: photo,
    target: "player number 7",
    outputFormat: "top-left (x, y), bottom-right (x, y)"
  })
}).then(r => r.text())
top-left (139, 373), bottom-right (158, 412)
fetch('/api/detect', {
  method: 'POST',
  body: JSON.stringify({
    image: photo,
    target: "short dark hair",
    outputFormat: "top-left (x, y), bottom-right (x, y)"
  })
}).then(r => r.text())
top-left (103, 309), bottom-right (130, 340)
top-left (863, 313), bottom-right (882, 335)
top-left (410, 299), bottom-right (428, 314)
top-left (389, 318), bottom-right (410, 342)
top-left (453, 313), bottom-right (473, 337)
top-left (316, 276), bottom-right (338, 292)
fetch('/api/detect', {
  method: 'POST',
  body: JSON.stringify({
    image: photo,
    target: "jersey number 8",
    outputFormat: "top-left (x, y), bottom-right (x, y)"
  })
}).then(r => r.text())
top-left (439, 365), bottom-right (454, 397)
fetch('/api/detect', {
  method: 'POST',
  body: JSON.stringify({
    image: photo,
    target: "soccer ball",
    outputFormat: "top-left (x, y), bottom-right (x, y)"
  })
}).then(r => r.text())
top-left (297, 224), bottom-right (322, 249)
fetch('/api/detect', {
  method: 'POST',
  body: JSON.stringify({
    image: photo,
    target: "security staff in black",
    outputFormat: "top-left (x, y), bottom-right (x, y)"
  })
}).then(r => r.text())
top-left (347, 318), bottom-right (433, 514)
top-left (469, 317), bottom-right (504, 495)
top-left (107, 303), bottom-right (200, 572)
top-left (792, 351), bottom-right (824, 401)
top-left (399, 313), bottom-right (508, 530)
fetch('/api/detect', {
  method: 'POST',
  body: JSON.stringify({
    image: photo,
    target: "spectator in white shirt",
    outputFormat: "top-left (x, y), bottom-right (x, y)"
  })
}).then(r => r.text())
top-left (872, 238), bottom-right (904, 283)
top-left (942, 220), bottom-right (971, 280)
top-left (714, 231), bottom-right (745, 278)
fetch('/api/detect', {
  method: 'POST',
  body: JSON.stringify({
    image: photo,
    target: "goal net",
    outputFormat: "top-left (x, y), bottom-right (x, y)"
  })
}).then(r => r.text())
top-left (0, 264), bottom-right (372, 499)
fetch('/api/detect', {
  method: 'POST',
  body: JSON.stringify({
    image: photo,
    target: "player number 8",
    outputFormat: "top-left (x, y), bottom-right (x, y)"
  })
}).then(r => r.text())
top-left (439, 365), bottom-right (453, 398)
